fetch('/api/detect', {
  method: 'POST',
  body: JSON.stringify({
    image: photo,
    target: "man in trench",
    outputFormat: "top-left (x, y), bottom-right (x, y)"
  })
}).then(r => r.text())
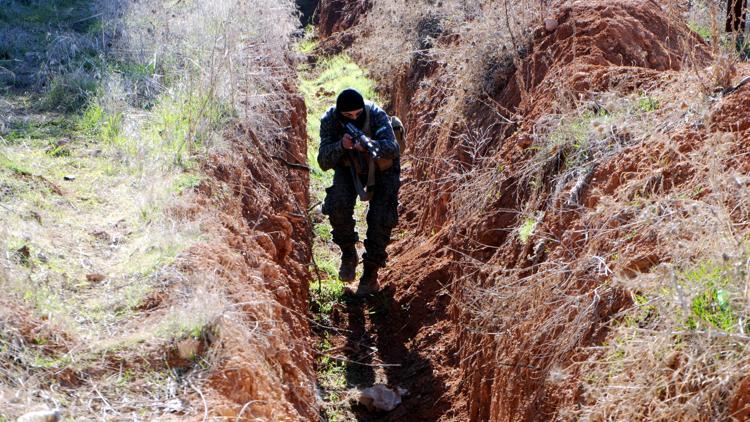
top-left (317, 88), bottom-right (401, 296)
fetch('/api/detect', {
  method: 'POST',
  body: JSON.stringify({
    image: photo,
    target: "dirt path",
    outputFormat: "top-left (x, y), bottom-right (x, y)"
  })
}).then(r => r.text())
top-left (297, 40), bottom-right (431, 421)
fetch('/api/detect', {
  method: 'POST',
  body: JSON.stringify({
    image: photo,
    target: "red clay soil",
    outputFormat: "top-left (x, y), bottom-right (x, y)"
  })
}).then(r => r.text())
top-left (0, 75), bottom-right (316, 420)
top-left (315, 0), bottom-right (371, 55)
top-left (316, 0), bottom-right (750, 420)
top-left (171, 79), bottom-right (317, 419)
top-left (317, 0), bottom-right (370, 38)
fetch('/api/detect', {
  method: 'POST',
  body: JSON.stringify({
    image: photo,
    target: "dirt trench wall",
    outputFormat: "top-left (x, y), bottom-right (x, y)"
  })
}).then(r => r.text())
top-left (317, 0), bottom-right (731, 420)
top-left (181, 72), bottom-right (316, 420)
top-left (317, 0), bottom-right (370, 38)
top-left (395, 2), bottom-right (711, 420)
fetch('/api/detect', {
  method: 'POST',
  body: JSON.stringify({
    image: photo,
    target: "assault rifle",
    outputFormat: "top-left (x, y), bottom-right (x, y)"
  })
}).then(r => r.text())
top-left (344, 122), bottom-right (380, 159)
top-left (343, 122), bottom-right (378, 201)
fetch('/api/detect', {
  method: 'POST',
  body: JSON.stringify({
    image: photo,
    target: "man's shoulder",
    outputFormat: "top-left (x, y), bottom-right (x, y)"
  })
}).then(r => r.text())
top-left (321, 106), bottom-right (337, 122)
top-left (365, 101), bottom-right (388, 120)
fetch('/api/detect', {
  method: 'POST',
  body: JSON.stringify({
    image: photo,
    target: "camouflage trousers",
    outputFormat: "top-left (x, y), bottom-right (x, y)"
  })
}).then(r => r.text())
top-left (322, 162), bottom-right (400, 268)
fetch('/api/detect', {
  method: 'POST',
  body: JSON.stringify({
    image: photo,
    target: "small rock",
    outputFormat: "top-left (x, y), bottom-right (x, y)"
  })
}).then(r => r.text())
top-left (37, 252), bottom-right (49, 263)
top-left (311, 204), bottom-right (324, 223)
top-left (357, 384), bottom-right (403, 412)
top-left (17, 409), bottom-right (61, 422)
top-left (63, 175), bottom-right (76, 181)
top-left (544, 17), bottom-right (558, 32)
top-left (86, 273), bottom-right (106, 282)
top-left (176, 339), bottom-right (201, 360)
top-left (164, 398), bottom-right (184, 413)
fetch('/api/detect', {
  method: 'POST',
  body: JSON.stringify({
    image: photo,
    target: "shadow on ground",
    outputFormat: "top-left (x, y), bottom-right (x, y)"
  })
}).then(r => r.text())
top-left (342, 285), bottom-right (444, 421)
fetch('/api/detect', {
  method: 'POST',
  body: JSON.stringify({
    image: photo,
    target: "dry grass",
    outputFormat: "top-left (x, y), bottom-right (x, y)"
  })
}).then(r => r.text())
top-left (456, 50), bottom-right (750, 422)
top-left (0, 0), bottom-right (306, 419)
top-left (348, 0), bottom-right (750, 419)
top-left (563, 127), bottom-right (750, 419)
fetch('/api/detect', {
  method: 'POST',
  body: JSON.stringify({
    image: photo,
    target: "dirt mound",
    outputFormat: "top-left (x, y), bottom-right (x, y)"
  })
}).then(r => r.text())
top-left (392, 0), bottom-right (709, 236)
top-left (184, 89), bottom-right (316, 419)
top-left (315, 0), bottom-right (371, 55)
top-left (315, 0), bottom-right (750, 420)
top-left (318, 0), bottom-right (370, 38)
top-left (511, 0), bottom-right (710, 123)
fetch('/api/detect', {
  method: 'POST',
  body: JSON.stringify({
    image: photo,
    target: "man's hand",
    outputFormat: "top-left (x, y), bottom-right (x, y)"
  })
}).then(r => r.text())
top-left (342, 133), bottom-right (354, 150)
top-left (353, 140), bottom-right (367, 152)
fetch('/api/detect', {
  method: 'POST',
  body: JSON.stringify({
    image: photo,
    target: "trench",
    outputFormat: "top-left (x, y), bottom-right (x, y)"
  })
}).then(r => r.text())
top-left (297, 33), bottom-right (421, 421)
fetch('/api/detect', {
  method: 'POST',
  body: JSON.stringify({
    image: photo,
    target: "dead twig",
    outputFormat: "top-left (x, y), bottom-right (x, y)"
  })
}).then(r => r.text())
top-left (188, 379), bottom-right (208, 422)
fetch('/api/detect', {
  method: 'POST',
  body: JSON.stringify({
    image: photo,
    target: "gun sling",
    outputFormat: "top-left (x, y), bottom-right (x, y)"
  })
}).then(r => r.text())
top-left (346, 150), bottom-right (375, 202)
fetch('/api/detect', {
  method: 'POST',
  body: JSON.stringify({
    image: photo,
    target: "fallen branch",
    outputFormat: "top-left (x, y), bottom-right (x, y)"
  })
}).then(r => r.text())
top-left (188, 380), bottom-right (208, 422)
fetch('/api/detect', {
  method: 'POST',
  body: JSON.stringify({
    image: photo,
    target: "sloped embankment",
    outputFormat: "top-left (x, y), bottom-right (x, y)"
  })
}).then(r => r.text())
top-left (0, 1), bottom-right (316, 418)
top-left (0, 74), bottom-right (316, 421)
top-left (187, 86), bottom-right (316, 419)
top-left (319, 0), bottom-right (750, 420)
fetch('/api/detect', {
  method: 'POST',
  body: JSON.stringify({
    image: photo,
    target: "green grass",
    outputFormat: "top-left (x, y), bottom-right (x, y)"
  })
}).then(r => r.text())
top-left (637, 95), bottom-right (660, 113)
top-left (0, 0), bottom-right (95, 27)
top-left (142, 89), bottom-right (233, 168)
top-left (682, 262), bottom-right (737, 332)
top-left (314, 220), bottom-right (334, 242)
top-left (296, 25), bottom-right (318, 54)
top-left (172, 173), bottom-right (204, 194)
top-left (313, 277), bottom-right (346, 315)
top-left (42, 74), bottom-right (99, 112)
top-left (623, 293), bottom-right (657, 328)
top-left (518, 216), bottom-right (536, 244)
top-left (300, 54), bottom-right (380, 152)
top-left (3, 115), bottom-right (78, 144)
top-left (298, 38), bottom-right (318, 54)
top-left (688, 21), bottom-right (712, 42)
top-left (1, 111), bottom-right (201, 333)
top-left (0, 153), bottom-right (32, 175)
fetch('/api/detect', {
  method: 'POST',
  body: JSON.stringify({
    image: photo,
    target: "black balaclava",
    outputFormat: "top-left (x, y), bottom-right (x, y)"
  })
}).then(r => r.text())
top-left (336, 88), bottom-right (367, 129)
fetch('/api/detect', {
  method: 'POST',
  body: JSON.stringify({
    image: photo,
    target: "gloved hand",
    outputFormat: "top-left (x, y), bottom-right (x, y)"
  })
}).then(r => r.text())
top-left (342, 133), bottom-right (368, 152)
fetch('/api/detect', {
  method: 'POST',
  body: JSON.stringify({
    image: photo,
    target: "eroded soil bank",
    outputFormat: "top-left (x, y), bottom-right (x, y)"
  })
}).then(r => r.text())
top-left (0, 1), bottom-right (317, 419)
top-left (313, 0), bottom-right (750, 420)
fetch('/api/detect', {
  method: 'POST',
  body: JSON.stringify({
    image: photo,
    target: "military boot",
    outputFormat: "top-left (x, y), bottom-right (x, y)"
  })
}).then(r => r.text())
top-left (356, 262), bottom-right (380, 296)
top-left (338, 244), bottom-right (358, 282)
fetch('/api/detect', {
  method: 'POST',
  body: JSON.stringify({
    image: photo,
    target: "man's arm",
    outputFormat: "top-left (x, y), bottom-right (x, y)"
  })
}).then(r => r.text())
top-left (317, 109), bottom-right (346, 171)
top-left (369, 105), bottom-right (399, 160)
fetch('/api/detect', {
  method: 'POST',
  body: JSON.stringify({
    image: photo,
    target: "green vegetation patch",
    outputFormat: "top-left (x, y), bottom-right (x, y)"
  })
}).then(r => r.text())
top-left (688, 21), bottom-right (712, 42)
top-left (296, 26), bottom-right (318, 54)
top-left (43, 74), bottom-right (99, 113)
top-left (141, 89), bottom-right (233, 168)
top-left (681, 262), bottom-right (737, 332)
top-left (518, 216), bottom-right (537, 245)
top-left (0, 152), bottom-right (32, 175)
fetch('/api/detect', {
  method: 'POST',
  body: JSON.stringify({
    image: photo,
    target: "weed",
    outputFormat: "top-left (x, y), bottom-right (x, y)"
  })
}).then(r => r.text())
top-left (172, 173), bottom-right (203, 194)
top-left (314, 221), bottom-right (333, 243)
top-left (0, 153), bottom-right (31, 175)
top-left (518, 216), bottom-right (536, 244)
top-left (688, 21), bottom-right (712, 41)
top-left (681, 262), bottom-right (737, 331)
top-left (42, 73), bottom-right (98, 112)
top-left (637, 95), bottom-right (660, 113)
top-left (297, 26), bottom-right (318, 54)
top-left (142, 90), bottom-right (231, 168)
top-left (3, 116), bottom-right (77, 143)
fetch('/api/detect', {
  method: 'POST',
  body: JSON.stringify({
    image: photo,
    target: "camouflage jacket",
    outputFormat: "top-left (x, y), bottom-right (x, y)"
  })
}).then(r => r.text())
top-left (317, 101), bottom-right (400, 171)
